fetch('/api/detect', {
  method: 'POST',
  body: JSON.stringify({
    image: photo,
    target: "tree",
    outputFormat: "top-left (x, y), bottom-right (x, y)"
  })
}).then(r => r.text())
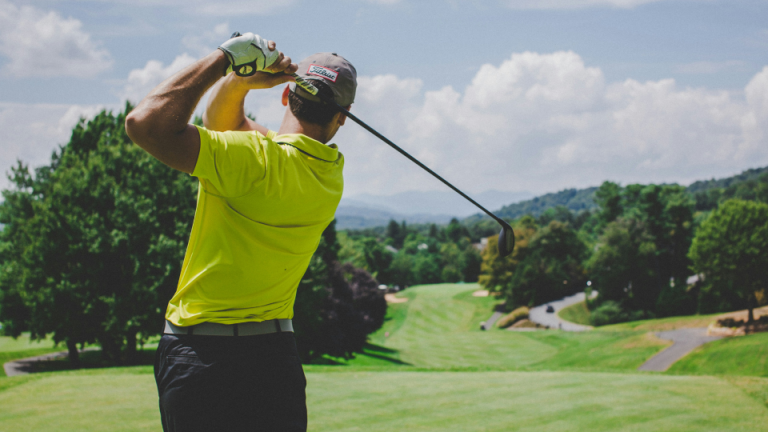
top-left (594, 181), bottom-right (622, 227)
top-left (505, 221), bottom-right (588, 309)
top-left (445, 218), bottom-right (470, 243)
top-left (689, 199), bottom-right (768, 322)
top-left (293, 220), bottom-right (387, 360)
top-left (478, 216), bottom-right (538, 295)
top-left (587, 218), bottom-right (659, 315)
top-left (386, 219), bottom-right (407, 249)
top-left (0, 106), bottom-right (197, 365)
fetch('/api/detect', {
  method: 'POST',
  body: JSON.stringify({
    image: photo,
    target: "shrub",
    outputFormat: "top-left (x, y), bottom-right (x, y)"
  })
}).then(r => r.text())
top-left (590, 301), bottom-right (626, 326)
top-left (496, 306), bottom-right (529, 328)
top-left (590, 301), bottom-right (652, 326)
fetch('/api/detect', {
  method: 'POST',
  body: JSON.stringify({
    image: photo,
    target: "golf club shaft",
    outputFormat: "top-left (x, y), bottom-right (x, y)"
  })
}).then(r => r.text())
top-left (291, 73), bottom-right (508, 227)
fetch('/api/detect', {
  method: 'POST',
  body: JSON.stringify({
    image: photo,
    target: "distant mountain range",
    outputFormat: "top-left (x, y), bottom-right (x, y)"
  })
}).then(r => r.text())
top-left (338, 165), bottom-right (768, 230)
top-left (336, 190), bottom-right (533, 230)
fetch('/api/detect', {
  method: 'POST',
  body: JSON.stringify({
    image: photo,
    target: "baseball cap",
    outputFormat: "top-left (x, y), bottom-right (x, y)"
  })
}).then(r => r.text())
top-left (290, 53), bottom-right (357, 107)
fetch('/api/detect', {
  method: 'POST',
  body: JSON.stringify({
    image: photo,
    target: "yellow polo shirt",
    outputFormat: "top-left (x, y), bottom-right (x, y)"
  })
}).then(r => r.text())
top-left (165, 126), bottom-right (344, 326)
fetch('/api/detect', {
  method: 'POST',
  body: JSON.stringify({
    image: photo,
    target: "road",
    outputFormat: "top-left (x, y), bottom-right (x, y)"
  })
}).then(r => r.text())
top-left (527, 292), bottom-right (594, 332)
top-left (637, 328), bottom-right (722, 372)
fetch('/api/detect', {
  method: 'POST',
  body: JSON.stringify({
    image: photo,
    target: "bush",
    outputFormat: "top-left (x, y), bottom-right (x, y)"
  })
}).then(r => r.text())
top-left (590, 301), bottom-right (626, 326)
top-left (590, 301), bottom-right (652, 326)
top-left (496, 306), bottom-right (529, 328)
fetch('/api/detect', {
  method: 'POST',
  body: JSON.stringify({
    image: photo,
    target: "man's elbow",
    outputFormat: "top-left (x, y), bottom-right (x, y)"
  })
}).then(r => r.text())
top-left (125, 111), bottom-right (153, 149)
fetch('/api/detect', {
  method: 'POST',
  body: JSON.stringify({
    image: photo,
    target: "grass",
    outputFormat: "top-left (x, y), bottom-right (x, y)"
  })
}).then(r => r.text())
top-left (338, 284), bottom-right (671, 372)
top-left (669, 332), bottom-right (768, 377)
top-left (557, 301), bottom-right (592, 325)
top-left (1, 367), bottom-right (767, 431)
top-left (1, 283), bottom-right (767, 430)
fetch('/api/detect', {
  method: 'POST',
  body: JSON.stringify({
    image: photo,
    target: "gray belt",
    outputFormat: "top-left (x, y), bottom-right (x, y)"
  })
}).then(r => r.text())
top-left (163, 319), bottom-right (293, 336)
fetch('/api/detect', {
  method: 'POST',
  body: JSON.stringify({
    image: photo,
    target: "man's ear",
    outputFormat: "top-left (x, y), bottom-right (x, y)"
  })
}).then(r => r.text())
top-left (281, 85), bottom-right (291, 107)
top-left (337, 105), bottom-right (351, 126)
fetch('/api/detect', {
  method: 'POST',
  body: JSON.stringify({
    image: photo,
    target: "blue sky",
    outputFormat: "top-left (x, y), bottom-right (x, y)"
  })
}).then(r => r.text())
top-left (1, 0), bottom-right (767, 200)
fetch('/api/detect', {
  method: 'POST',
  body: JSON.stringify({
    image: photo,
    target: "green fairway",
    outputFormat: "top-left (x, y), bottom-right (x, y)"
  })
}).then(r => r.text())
top-left (557, 301), bottom-right (592, 325)
top-left (669, 332), bottom-right (768, 377)
top-left (1, 367), bottom-right (767, 431)
top-left (342, 284), bottom-right (669, 372)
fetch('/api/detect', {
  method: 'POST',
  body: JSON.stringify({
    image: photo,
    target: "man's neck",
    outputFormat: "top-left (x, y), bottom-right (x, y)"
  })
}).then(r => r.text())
top-left (277, 111), bottom-right (332, 144)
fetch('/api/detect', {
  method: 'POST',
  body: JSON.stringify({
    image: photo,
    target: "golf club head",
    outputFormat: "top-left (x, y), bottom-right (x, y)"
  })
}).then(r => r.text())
top-left (497, 220), bottom-right (515, 257)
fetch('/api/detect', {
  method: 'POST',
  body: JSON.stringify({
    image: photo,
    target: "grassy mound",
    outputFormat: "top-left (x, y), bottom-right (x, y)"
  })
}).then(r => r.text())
top-left (557, 301), bottom-right (592, 325)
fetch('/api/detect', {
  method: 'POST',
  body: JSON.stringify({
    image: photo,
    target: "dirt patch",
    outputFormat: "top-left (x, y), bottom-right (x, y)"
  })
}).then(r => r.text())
top-left (472, 290), bottom-right (489, 297)
top-left (708, 313), bottom-right (768, 337)
top-left (715, 305), bottom-right (768, 322)
top-left (385, 294), bottom-right (408, 304)
top-left (507, 319), bottom-right (546, 330)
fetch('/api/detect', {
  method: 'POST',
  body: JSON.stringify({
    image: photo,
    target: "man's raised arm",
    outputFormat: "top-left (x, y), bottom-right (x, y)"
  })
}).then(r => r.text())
top-left (126, 33), bottom-right (296, 173)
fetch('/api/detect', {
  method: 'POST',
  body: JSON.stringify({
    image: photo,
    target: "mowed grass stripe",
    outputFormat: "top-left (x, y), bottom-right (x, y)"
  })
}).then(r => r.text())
top-left (351, 284), bottom-right (670, 371)
top-left (377, 284), bottom-right (557, 368)
top-left (307, 371), bottom-right (767, 431)
top-left (1, 368), bottom-right (766, 431)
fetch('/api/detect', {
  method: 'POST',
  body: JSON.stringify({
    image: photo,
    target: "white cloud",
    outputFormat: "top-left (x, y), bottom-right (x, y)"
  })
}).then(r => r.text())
top-left (0, 0), bottom-right (112, 77)
top-left (324, 52), bottom-right (768, 196)
top-left (500, 0), bottom-right (664, 9)
top-left (0, 102), bottom-right (108, 192)
top-left (182, 22), bottom-right (231, 57)
top-left (98, 0), bottom-right (295, 16)
top-left (120, 53), bottom-right (197, 103)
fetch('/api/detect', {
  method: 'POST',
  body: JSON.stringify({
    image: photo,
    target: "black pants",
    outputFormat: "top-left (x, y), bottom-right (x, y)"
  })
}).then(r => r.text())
top-left (154, 332), bottom-right (307, 432)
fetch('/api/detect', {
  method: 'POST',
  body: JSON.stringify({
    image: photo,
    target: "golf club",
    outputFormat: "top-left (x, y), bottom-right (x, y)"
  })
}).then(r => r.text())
top-left (291, 73), bottom-right (515, 257)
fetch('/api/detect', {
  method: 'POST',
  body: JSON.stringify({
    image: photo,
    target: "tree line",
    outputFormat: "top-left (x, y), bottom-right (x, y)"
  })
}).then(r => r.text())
top-left (479, 178), bottom-right (768, 325)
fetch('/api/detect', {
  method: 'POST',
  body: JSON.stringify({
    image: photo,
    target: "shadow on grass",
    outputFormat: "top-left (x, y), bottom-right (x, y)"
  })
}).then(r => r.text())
top-left (310, 343), bottom-right (411, 366)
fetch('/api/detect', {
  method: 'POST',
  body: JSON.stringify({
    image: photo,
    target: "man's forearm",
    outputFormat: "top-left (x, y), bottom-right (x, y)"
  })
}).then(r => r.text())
top-left (203, 74), bottom-right (256, 132)
top-left (126, 50), bottom-right (228, 173)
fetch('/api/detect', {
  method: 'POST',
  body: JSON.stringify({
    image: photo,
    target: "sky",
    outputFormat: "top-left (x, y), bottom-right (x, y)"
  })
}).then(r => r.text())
top-left (0, 0), bottom-right (767, 200)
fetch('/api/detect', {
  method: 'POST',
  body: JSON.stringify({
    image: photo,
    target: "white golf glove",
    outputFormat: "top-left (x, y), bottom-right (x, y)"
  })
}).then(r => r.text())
top-left (218, 32), bottom-right (280, 77)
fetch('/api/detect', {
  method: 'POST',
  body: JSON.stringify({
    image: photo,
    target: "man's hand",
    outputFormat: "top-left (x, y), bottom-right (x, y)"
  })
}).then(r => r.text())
top-left (204, 36), bottom-right (297, 134)
top-left (219, 32), bottom-right (286, 77)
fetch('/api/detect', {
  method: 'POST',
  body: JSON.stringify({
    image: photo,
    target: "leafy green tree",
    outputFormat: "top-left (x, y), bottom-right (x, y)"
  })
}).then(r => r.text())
top-left (587, 218), bottom-right (659, 314)
top-left (0, 106), bottom-right (197, 365)
top-left (594, 181), bottom-right (622, 227)
top-left (689, 199), bottom-right (768, 322)
top-left (445, 218), bottom-right (470, 243)
top-left (386, 219), bottom-right (407, 248)
top-left (459, 245), bottom-right (482, 283)
top-left (439, 242), bottom-right (462, 283)
top-left (294, 220), bottom-right (387, 360)
top-left (412, 253), bottom-right (442, 284)
top-left (479, 216), bottom-right (538, 294)
top-left (505, 221), bottom-right (588, 309)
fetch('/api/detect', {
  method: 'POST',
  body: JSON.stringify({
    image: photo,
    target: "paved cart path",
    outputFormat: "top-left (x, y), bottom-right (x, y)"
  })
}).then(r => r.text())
top-left (638, 328), bottom-right (722, 372)
top-left (4, 348), bottom-right (98, 377)
top-left (527, 292), bottom-right (594, 332)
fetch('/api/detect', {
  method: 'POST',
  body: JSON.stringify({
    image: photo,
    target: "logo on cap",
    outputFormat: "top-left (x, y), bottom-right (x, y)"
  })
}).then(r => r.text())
top-left (307, 64), bottom-right (338, 83)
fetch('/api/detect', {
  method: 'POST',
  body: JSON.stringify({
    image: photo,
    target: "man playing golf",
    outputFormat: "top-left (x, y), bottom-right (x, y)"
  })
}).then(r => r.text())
top-left (125, 32), bottom-right (356, 431)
